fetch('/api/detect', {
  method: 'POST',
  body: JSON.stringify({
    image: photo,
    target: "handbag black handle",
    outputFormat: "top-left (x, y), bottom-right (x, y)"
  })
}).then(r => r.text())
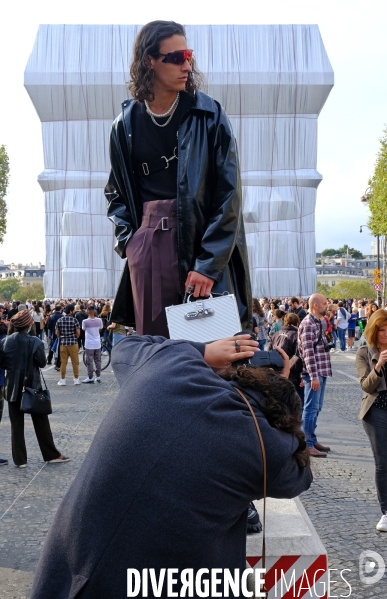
top-left (22, 337), bottom-right (47, 392)
top-left (22, 336), bottom-right (34, 392)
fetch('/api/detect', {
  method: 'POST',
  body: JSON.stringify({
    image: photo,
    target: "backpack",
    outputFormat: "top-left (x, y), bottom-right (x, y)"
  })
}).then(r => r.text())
top-left (272, 331), bottom-right (295, 357)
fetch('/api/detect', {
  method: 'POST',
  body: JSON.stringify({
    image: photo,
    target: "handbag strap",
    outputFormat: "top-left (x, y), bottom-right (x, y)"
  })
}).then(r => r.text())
top-left (21, 337), bottom-right (47, 391)
top-left (235, 388), bottom-right (267, 598)
top-left (39, 368), bottom-right (48, 390)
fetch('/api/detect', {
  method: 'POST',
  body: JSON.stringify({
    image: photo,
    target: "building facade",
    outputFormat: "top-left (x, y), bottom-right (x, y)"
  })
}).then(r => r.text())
top-left (316, 256), bottom-right (377, 287)
top-left (0, 263), bottom-right (45, 287)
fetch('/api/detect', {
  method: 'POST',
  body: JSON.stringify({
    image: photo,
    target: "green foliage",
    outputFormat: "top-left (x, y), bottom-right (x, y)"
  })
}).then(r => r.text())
top-left (0, 145), bottom-right (9, 243)
top-left (321, 245), bottom-right (363, 259)
top-left (368, 127), bottom-right (387, 235)
top-left (17, 283), bottom-right (44, 303)
top-left (0, 279), bottom-right (21, 301)
top-left (316, 281), bottom-right (331, 296)
top-left (327, 280), bottom-right (375, 300)
top-left (0, 280), bottom-right (44, 302)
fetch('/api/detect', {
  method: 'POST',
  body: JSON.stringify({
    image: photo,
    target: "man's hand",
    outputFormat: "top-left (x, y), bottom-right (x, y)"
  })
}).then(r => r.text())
top-left (185, 271), bottom-right (214, 298)
top-left (311, 378), bottom-right (320, 391)
top-left (204, 335), bottom-right (258, 368)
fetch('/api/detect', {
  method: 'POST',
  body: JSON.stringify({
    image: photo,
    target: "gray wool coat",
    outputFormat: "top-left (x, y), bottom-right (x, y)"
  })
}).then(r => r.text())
top-left (30, 335), bottom-right (312, 599)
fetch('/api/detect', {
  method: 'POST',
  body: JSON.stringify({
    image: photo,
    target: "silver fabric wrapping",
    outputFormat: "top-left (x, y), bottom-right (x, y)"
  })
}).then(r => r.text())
top-left (24, 25), bottom-right (333, 298)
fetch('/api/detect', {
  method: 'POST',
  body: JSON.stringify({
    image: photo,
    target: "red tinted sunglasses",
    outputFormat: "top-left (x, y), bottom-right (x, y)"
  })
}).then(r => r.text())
top-left (157, 49), bottom-right (194, 65)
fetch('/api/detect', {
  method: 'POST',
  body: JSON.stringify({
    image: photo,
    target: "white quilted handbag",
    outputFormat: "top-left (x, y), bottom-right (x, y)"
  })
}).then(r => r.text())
top-left (165, 294), bottom-right (242, 342)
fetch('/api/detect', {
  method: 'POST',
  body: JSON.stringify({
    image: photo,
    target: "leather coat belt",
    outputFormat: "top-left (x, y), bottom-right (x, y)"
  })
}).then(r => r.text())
top-left (141, 215), bottom-right (178, 320)
top-left (141, 214), bottom-right (177, 230)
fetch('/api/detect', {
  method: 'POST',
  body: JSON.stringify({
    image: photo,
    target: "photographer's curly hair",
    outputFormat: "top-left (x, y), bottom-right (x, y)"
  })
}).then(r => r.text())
top-left (128, 20), bottom-right (205, 103)
top-left (219, 366), bottom-right (310, 469)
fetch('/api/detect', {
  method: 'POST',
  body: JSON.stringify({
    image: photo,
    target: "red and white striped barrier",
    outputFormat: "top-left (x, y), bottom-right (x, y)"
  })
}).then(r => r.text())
top-left (246, 498), bottom-right (328, 598)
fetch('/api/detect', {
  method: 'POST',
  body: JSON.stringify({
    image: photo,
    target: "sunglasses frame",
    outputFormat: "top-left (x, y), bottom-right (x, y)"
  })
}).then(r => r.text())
top-left (155, 49), bottom-right (194, 66)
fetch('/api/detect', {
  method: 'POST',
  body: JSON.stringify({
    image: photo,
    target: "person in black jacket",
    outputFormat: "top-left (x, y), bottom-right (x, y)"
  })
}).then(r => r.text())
top-left (0, 310), bottom-right (69, 468)
top-left (75, 304), bottom-right (88, 353)
top-left (289, 297), bottom-right (307, 322)
top-left (30, 334), bottom-right (311, 598)
top-left (46, 304), bottom-right (63, 366)
top-left (105, 20), bottom-right (251, 335)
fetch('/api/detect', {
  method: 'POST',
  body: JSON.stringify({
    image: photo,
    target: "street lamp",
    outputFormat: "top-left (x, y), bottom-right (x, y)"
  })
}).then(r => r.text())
top-left (360, 187), bottom-right (372, 204)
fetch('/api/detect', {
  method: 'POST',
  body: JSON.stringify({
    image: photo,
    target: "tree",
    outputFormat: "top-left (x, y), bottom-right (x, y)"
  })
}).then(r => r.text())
top-left (0, 145), bottom-right (9, 243)
top-left (321, 245), bottom-right (363, 259)
top-left (316, 281), bottom-right (331, 296)
top-left (328, 280), bottom-right (375, 300)
top-left (0, 279), bottom-right (21, 301)
top-left (368, 127), bottom-right (387, 235)
top-left (17, 283), bottom-right (44, 302)
top-left (336, 245), bottom-right (364, 259)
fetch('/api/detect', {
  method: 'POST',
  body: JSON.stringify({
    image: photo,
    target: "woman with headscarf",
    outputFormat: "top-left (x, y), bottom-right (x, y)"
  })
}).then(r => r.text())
top-left (0, 310), bottom-right (69, 468)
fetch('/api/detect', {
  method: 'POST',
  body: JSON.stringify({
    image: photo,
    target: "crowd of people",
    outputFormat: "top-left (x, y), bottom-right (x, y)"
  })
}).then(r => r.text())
top-left (252, 293), bottom-right (387, 533)
top-left (252, 295), bottom-right (383, 353)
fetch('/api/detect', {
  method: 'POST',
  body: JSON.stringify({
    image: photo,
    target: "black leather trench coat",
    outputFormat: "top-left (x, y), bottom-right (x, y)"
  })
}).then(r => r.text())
top-left (105, 91), bottom-right (252, 329)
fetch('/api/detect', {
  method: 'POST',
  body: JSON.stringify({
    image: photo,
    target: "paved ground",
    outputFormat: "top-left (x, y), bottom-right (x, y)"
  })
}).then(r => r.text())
top-left (0, 347), bottom-right (386, 597)
top-left (0, 358), bottom-right (117, 597)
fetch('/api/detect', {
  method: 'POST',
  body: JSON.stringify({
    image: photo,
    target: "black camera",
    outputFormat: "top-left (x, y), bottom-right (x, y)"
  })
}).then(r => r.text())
top-left (233, 331), bottom-right (284, 370)
top-left (324, 342), bottom-right (335, 353)
top-left (247, 350), bottom-right (284, 370)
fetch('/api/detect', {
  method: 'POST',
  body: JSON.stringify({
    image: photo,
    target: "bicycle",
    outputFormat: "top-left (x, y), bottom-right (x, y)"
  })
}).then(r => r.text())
top-left (83, 343), bottom-right (111, 371)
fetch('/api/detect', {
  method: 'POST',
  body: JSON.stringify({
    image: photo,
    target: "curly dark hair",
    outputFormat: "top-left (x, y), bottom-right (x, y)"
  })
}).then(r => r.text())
top-left (252, 298), bottom-right (264, 317)
top-left (128, 20), bottom-right (205, 103)
top-left (219, 366), bottom-right (310, 469)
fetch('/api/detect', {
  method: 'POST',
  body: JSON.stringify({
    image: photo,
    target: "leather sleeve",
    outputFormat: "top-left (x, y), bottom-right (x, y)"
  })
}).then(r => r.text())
top-left (105, 119), bottom-right (136, 258)
top-left (193, 108), bottom-right (242, 281)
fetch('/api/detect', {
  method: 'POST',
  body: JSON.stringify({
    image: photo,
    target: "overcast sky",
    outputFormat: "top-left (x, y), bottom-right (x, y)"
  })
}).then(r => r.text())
top-left (0, 0), bottom-right (386, 264)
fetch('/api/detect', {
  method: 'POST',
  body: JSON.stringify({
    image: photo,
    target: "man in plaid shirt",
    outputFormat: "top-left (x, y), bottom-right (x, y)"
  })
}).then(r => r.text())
top-left (298, 294), bottom-right (332, 458)
top-left (55, 304), bottom-right (81, 386)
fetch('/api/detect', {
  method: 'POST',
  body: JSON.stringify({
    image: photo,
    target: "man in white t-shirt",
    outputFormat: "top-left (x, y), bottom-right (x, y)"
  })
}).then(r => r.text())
top-left (82, 305), bottom-right (103, 383)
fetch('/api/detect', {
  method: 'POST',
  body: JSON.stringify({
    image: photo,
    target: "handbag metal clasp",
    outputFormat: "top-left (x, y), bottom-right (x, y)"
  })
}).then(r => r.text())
top-left (184, 301), bottom-right (214, 321)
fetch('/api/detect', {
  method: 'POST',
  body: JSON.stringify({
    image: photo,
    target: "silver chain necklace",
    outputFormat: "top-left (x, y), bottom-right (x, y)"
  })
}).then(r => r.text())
top-left (144, 93), bottom-right (180, 128)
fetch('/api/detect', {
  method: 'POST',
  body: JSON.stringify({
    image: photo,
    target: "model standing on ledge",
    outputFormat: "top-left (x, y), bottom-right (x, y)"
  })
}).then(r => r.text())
top-left (105, 20), bottom-right (251, 336)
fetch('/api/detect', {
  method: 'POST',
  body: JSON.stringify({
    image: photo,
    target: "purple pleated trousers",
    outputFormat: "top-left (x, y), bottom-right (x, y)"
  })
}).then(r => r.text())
top-left (126, 199), bottom-right (181, 337)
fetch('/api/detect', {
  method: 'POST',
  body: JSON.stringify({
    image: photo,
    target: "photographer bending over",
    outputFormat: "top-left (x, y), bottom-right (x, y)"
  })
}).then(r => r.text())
top-left (30, 334), bottom-right (312, 599)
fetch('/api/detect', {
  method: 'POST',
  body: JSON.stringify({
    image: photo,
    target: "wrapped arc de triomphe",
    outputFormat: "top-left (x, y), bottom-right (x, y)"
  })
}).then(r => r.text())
top-left (24, 25), bottom-right (334, 299)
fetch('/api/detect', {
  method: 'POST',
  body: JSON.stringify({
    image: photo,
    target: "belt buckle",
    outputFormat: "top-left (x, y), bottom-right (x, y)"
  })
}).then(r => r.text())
top-left (142, 162), bottom-right (149, 176)
top-left (161, 217), bottom-right (169, 231)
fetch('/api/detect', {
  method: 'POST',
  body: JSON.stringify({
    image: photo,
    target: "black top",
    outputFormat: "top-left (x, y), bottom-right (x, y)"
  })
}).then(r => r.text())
top-left (131, 92), bottom-right (193, 203)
